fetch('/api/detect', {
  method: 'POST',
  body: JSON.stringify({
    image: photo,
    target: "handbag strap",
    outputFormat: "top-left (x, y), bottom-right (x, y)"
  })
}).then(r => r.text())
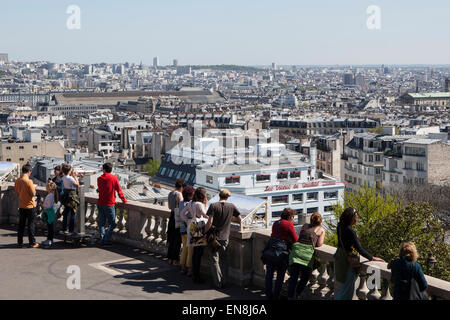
top-left (275, 220), bottom-right (282, 240)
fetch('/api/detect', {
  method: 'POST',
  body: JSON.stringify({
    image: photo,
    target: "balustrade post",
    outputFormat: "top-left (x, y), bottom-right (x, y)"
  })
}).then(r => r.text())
top-left (317, 261), bottom-right (331, 298)
top-left (356, 271), bottom-right (370, 300)
top-left (380, 279), bottom-right (393, 300)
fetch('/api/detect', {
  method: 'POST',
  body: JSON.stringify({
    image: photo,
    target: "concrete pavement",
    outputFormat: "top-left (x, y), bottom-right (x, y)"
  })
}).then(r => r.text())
top-left (0, 227), bottom-right (265, 300)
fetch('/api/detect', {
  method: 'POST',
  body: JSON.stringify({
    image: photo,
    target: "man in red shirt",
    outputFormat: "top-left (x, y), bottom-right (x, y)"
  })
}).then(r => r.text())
top-left (97, 163), bottom-right (127, 246)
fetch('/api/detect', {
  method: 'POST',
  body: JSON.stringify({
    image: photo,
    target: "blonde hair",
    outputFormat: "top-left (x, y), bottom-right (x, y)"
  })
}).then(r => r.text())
top-left (399, 242), bottom-right (418, 262)
top-left (47, 181), bottom-right (56, 192)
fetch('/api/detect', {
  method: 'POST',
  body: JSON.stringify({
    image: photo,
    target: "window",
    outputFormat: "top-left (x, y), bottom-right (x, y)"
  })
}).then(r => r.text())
top-left (307, 207), bottom-right (318, 214)
top-left (256, 174), bottom-right (270, 182)
top-left (306, 192), bottom-right (318, 201)
top-left (296, 209), bottom-right (303, 214)
top-left (225, 176), bottom-right (240, 184)
top-left (375, 155), bottom-right (381, 162)
top-left (290, 171), bottom-right (301, 178)
top-left (272, 195), bottom-right (288, 204)
top-left (6, 146), bottom-right (11, 150)
top-left (292, 193), bottom-right (303, 202)
top-left (324, 206), bottom-right (334, 212)
top-left (6, 159), bottom-right (11, 162)
top-left (404, 161), bottom-right (413, 170)
top-left (277, 172), bottom-right (288, 180)
top-left (206, 175), bottom-right (213, 184)
top-left (375, 168), bottom-right (381, 175)
top-left (19, 158), bottom-right (24, 161)
top-left (416, 162), bottom-right (425, 171)
top-left (33, 145), bottom-right (38, 149)
top-left (19, 146), bottom-right (24, 150)
top-left (168, 169), bottom-right (174, 178)
top-left (159, 167), bottom-right (166, 176)
top-left (324, 191), bottom-right (338, 199)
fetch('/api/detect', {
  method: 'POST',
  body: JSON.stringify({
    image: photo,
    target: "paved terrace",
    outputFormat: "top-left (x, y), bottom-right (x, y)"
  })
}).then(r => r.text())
top-left (0, 227), bottom-right (264, 300)
top-left (0, 183), bottom-right (449, 300)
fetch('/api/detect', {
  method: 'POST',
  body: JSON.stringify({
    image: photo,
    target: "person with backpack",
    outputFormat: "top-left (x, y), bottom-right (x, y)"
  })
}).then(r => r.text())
top-left (262, 208), bottom-right (298, 300)
top-left (388, 242), bottom-right (428, 300)
top-left (334, 207), bottom-right (384, 300)
top-left (287, 212), bottom-right (325, 300)
top-left (60, 164), bottom-right (80, 235)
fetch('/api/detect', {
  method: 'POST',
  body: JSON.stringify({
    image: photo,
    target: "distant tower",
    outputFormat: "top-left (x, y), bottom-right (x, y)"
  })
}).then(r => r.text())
top-left (0, 53), bottom-right (8, 63)
top-left (173, 59), bottom-right (178, 67)
top-left (153, 57), bottom-right (159, 68)
top-left (343, 73), bottom-right (355, 86)
top-left (445, 78), bottom-right (450, 92)
top-left (272, 62), bottom-right (277, 70)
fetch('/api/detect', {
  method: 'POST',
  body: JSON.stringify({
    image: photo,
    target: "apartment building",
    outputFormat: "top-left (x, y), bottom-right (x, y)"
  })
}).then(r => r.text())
top-left (341, 133), bottom-right (450, 192)
top-left (270, 118), bottom-right (378, 136)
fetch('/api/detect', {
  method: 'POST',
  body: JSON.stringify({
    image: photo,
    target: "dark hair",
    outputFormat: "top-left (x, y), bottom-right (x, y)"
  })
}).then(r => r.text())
top-left (103, 162), bottom-right (113, 173)
top-left (61, 164), bottom-right (72, 175)
top-left (281, 208), bottom-right (296, 220)
top-left (22, 164), bottom-right (32, 174)
top-left (182, 186), bottom-right (194, 202)
top-left (192, 187), bottom-right (207, 203)
top-left (310, 212), bottom-right (322, 227)
top-left (175, 178), bottom-right (186, 189)
top-left (339, 207), bottom-right (357, 227)
top-left (54, 165), bottom-right (61, 172)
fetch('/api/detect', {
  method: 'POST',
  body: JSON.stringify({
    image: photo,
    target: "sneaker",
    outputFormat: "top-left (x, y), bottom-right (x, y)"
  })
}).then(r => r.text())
top-left (30, 243), bottom-right (39, 248)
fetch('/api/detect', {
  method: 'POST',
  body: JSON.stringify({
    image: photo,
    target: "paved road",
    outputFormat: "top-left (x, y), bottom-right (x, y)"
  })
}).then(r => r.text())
top-left (0, 227), bottom-right (265, 300)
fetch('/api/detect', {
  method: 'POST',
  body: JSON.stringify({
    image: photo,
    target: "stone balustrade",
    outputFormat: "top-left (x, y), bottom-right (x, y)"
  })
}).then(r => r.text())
top-left (1, 183), bottom-right (449, 300)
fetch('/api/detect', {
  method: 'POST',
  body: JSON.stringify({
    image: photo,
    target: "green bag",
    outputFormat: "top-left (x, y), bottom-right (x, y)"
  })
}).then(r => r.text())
top-left (289, 242), bottom-right (315, 268)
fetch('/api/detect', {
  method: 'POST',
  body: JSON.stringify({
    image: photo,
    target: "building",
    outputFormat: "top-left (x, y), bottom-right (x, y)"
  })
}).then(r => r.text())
top-left (445, 78), bottom-right (450, 92)
top-left (270, 118), bottom-right (378, 136)
top-left (47, 104), bottom-right (109, 116)
top-left (195, 145), bottom-right (345, 223)
top-left (0, 131), bottom-right (66, 166)
top-left (153, 57), bottom-right (159, 68)
top-left (0, 53), bottom-right (8, 63)
top-left (343, 73), bottom-right (355, 86)
top-left (273, 94), bottom-right (298, 107)
top-left (341, 133), bottom-right (450, 192)
top-left (173, 59), bottom-right (178, 67)
top-left (399, 92), bottom-right (450, 106)
top-left (314, 131), bottom-right (354, 179)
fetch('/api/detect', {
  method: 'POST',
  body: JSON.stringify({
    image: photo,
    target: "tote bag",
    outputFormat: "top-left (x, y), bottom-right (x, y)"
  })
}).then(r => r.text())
top-left (187, 216), bottom-right (208, 247)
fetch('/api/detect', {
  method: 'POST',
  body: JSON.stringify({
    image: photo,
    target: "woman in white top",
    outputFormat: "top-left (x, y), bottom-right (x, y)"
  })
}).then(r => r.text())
top-left (180, 187), bottom-right (209, 284)
top-left (60, 164), bottom-right (80, 235)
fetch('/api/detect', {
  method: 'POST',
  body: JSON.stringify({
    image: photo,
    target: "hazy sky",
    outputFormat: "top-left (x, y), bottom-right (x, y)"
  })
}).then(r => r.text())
top-left (1, 0), bottom-right (449, 65)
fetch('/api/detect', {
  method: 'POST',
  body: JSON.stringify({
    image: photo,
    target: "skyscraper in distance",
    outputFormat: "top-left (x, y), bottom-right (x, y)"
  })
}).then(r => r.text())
top-left (173, 59), bottom-right (178, 67)
top-left (153, 57), bottom-right (159, 68)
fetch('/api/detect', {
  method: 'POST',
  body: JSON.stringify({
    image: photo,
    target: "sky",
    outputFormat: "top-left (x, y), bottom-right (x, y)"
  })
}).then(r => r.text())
top-left (1, 0), bottom-right (449, 65)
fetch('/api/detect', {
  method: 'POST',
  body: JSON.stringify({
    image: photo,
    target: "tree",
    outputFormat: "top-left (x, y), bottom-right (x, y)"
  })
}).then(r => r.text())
top-left (144, 159), bottom-right (161, 177)
top-left (325, 185), bottom-right (450, 281)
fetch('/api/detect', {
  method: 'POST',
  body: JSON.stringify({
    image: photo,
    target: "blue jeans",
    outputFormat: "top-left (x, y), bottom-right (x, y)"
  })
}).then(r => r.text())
top-left (335, 267), bottom-right (357, 300)
top-left (265, 262), bottom-right (288, 300)
top-left (98, 205), bottom-right (116, 244)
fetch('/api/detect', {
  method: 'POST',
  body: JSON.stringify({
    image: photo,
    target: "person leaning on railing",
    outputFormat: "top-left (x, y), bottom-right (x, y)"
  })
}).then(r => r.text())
top-left (334, 207), bottom-right (384, 300)
top-left (387, 242), bottom-right (428, 300)
top-left (263, 208), bottom-right (298, 300)
top-left (287, 212), bottom-right (325, 300)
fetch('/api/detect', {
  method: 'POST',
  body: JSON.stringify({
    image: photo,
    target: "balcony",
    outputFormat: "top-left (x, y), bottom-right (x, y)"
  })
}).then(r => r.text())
top-left (0, 183), bottom-right (449, 300)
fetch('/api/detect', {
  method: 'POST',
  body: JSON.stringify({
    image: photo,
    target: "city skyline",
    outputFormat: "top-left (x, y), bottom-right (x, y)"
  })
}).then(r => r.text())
top-left (1, 0), bottom-right (449, 66)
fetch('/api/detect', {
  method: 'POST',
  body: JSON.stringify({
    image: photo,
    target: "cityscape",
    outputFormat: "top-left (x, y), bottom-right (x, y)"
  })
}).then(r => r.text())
top-left (0, 0), bottom-right (449, 308)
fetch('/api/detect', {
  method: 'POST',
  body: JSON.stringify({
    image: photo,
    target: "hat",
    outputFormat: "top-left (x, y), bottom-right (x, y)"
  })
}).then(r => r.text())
top-left (219, 189), bottom-right (231, 198)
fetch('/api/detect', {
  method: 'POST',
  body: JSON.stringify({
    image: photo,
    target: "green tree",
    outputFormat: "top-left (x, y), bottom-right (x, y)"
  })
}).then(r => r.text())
top-left (325, 186), bottom-right (450, 281)
top-left (144, 159), bottom-right (161, 177)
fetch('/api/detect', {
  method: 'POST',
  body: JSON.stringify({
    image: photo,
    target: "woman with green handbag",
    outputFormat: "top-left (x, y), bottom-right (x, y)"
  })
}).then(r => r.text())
top-left (287, 213), bottom-right (325, 300)
top-left (334, 207), bottom-right (384, 300)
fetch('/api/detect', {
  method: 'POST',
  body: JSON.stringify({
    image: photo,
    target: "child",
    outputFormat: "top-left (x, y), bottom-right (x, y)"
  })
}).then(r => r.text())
top-left (42, 181), bottom-right (57, 247)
